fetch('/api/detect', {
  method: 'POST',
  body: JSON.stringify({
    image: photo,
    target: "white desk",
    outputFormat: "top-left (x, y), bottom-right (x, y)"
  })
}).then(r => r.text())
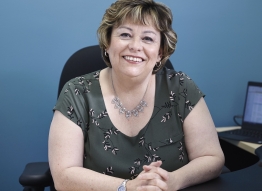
top-left (216, 126), bottom-right (261, 154)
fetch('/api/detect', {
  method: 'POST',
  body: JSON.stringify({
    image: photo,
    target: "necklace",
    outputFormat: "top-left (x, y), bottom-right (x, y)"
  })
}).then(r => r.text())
top-left (111, 71), bottom-right (149, 119)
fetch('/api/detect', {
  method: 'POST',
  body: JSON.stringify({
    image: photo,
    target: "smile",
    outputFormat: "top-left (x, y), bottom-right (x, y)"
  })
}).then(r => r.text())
top-left (123, 56), bottom-right (143, 62)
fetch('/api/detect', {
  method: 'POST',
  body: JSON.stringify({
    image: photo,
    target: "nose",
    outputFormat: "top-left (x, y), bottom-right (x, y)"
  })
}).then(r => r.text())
top-left (128, 37), bottom-right (142, 52)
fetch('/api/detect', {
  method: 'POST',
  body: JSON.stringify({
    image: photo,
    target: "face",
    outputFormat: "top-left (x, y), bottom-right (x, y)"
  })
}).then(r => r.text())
top-left (107, 19), bottom-right (162, 78)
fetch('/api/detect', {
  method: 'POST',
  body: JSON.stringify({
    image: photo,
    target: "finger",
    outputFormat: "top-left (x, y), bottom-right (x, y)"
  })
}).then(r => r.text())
top-left (141, 161), bottom-right (162, 175)
top-left (142, 166), bottom-right (169, 181)
top-left (149, 160), bottom-right (162, 167)
top-left (136, 185), bottom-right (162, 191)
top-left (137, 179), bottom-right (168, 191)
top-left (137, 173), bottom-right (169, 191)
top-left (143, 161), bottom-right (162, 172)
top-left (137, 171), bottom-right (162, 181)
top-left (143, 165), bottom-right (153, 171)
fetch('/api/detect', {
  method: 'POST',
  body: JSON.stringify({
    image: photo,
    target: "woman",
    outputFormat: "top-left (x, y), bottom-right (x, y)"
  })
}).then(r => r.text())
top-left (48, 0), bottom-right (225, 190)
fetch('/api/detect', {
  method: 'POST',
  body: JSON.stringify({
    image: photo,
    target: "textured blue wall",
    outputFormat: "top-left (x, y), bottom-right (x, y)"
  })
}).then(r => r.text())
top-left (0, 0), bottom-right (261, 190)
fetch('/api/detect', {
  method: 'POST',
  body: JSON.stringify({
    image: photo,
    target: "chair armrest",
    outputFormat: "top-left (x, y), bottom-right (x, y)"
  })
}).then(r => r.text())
top-left (221, 166), bottom-right (230, 174)
top-left (19, 162), bottom-right (53, 188)
top-left (255, 146), bottom-right (262, 167)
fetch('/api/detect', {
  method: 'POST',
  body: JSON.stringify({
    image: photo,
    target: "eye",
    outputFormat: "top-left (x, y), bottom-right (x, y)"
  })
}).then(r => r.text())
top-left (120, 33), bottom-right (131, 39)
top-left (143, 36), bottom-right (154, 43)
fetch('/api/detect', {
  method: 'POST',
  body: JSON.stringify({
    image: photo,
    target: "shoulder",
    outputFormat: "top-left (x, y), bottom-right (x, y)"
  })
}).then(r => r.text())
top-left (60, 70), bottom-right (101, 94)
top-left (54, 71), bottom-right (102, 128)
top-left (66, 70), bottom-right (100, 86)
top-left (156, 67), bottom-right (190, 79)
top-left (156, 67), bottom-right (198, 90)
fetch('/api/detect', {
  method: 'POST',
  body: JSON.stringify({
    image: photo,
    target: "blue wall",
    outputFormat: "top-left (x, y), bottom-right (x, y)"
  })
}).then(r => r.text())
top-left (0, 0), bottom-right (261, 190)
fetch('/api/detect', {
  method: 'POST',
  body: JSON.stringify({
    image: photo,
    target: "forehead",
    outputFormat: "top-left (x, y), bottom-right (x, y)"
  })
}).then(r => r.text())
top-left (115, 16), bottom-right (159, 32)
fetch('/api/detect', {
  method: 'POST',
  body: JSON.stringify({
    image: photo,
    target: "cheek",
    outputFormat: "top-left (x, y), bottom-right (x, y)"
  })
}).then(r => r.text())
top-left (107, 45), bottom-right (113, 55)
top-left (107, 47), bottom-right (116, 58)
top-left (147, 48), bottom-right (161, 61)
top-left (107, 47), bottom-right (122, 64)
top-left (108, 50), bottom-right (119, 60)
top-left (107, 42), bottom-right (122, 56)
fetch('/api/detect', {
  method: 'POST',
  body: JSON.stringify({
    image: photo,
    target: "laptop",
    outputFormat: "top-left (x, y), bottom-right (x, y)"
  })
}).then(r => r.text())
top-left (218, 81), bottom-right (262, 144)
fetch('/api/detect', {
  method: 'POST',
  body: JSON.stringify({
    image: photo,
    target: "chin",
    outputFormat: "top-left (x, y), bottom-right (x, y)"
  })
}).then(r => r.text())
top-left (124, 68), bottom-right (153, 78)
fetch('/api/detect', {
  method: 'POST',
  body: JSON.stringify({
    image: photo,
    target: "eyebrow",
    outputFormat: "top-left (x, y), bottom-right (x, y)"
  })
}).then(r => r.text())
top-left (118, 26), bottom-right (157, 35)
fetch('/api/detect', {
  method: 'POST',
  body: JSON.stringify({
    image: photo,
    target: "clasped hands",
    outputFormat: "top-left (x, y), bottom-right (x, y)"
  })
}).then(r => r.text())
top-left (129, 161), bottom-right (171, 191)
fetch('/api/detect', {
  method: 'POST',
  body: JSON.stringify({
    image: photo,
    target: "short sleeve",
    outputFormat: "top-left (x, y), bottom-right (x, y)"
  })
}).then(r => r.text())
top-left (53, 78), bottom-right (89, 133)
top-left (176, 72), bottom-right (205, 122)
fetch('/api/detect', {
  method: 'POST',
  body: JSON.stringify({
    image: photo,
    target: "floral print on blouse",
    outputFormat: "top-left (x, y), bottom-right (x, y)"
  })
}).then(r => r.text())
top-left (54, 67), bottom-right (204, 179)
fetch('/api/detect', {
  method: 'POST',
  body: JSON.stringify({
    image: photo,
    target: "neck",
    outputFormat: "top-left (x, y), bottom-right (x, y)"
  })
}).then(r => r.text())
top-left (109, 68), bottom-right (153, 94)
top-left (109, 68), bottom-right (154, 119)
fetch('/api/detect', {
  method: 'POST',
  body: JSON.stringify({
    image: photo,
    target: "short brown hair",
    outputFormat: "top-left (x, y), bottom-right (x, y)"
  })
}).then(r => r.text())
top-left (97, 0), bottom-right (177, 73)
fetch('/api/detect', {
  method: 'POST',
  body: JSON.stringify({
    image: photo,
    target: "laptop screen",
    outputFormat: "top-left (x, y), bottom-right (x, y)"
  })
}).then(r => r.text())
top-left (243, 83), bottom-right (262, 125)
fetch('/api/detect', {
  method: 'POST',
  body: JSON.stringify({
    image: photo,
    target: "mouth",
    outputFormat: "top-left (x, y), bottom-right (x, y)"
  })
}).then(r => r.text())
top-left (123, 56), bottom-right (144, 63)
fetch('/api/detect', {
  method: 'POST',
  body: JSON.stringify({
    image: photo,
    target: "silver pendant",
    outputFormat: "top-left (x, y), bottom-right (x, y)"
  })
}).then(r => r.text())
top-left (112, 97), bottom-right (147, 119)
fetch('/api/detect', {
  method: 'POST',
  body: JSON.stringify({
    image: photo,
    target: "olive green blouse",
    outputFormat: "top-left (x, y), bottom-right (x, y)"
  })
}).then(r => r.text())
top-left (54, 67), bottom-right (204, 180)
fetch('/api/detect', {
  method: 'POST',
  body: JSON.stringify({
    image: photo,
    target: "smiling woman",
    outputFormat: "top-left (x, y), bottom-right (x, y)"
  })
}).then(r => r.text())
top-left (48, 0), bottom-right (225, 191)
top-left (107, 22), bottom-right (161, 80)
top-left (97, 0), bottom-right (177, 73)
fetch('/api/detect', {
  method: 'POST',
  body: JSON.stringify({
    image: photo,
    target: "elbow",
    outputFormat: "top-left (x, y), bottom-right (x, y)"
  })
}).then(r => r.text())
top-left (216, 151), bottom-right (226, 176)
top-left (52, 176), bottom-right (64, 191)
top-left (53, 178), bottom-right (69, 191)
top-left (208, 151), bottom-right (226, 178)
top-left (51, 171), bottom-right (69, 191)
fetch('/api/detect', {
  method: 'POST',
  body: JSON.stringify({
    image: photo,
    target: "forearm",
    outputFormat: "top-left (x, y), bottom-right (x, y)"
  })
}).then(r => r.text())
top-left (168, 155), bottom-right (224, 190)
top-left (52, 167), bottom-right (123, 191)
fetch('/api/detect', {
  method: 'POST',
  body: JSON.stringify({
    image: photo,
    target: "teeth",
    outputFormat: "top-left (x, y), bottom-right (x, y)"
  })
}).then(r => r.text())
top-left (124, 56), bottom-right (142, 62)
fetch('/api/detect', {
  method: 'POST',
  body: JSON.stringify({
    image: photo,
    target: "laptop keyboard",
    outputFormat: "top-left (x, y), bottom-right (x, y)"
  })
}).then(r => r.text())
top-left (230, 129), bottom-right (262, 139)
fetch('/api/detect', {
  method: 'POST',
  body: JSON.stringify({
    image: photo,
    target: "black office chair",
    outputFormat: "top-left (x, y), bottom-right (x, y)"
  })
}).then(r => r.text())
top-left (19, 45), bottom-right (174, 191)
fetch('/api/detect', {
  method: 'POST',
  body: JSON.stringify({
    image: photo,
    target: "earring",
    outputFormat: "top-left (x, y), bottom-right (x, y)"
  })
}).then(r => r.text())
top-left (105, 50), bottom-right (108, 57)
top-left (155, 61), bottom-right (161, 68)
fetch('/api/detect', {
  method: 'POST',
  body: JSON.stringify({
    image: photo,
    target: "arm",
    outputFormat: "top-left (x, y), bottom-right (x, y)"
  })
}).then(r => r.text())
top-left (169, 97), bottom-right (224, 190)
top-left (48, 111), bottom-right (125, 191)
top-left (137, 97), bottom-right (225, 191)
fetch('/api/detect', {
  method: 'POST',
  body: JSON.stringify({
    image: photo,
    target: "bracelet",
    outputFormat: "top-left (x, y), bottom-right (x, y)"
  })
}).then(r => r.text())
top-left (117, 179), bottom-right (129, 191)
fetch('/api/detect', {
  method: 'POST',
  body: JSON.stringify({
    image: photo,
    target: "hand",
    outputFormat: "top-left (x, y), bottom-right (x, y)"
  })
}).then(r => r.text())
top-left (135, 161), bottom-right (170, 191)
top-left (143, 161), bottom-right (169, 180)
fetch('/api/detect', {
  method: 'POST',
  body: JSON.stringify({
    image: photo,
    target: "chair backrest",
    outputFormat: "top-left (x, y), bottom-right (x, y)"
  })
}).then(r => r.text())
top-left (58, 45), bottom-right (174, 97)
